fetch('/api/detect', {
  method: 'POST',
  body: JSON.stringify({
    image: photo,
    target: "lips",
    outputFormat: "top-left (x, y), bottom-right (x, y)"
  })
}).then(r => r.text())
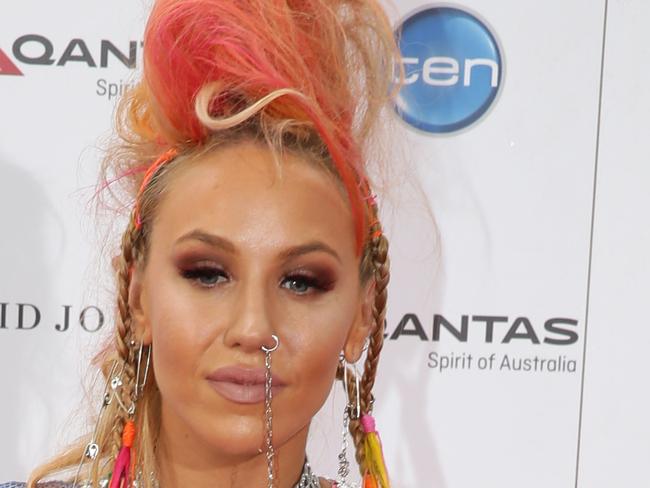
top-left (206, 366), bottom-right (286, 405)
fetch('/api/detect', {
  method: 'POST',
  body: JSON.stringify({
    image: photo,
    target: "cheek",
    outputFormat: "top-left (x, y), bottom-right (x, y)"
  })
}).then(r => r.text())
top-left (144, 270), bottom-right (216, 395)
top-left (278, 287), bottom-right (359, 412)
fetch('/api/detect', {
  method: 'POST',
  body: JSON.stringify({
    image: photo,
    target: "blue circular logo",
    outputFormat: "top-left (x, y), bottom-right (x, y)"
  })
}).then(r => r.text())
top-left (394, 6), bottom-right (503, 134)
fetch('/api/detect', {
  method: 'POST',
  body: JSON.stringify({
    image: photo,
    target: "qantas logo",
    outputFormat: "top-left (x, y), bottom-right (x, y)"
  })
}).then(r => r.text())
top-left (0, 34), bottom-right (141, 76)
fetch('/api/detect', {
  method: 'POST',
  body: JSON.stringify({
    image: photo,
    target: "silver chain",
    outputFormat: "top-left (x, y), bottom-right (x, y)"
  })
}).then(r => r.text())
top-left (263, 345), bottom-right (275, 488)
top-left (337, 356), bottom-right (360, 488)
top-left (337, 405), bottom-right (351, 481)
top-left (336, 406), bottom-right (359, 488)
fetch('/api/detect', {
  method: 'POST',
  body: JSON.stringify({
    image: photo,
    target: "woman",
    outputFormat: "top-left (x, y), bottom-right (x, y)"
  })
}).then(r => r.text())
top-left (3, 0), bottom-right (400, 486)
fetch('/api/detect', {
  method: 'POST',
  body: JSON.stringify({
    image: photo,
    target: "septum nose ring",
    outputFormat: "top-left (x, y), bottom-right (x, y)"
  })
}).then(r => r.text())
top-left (261, 334), bottom-right (279, 353)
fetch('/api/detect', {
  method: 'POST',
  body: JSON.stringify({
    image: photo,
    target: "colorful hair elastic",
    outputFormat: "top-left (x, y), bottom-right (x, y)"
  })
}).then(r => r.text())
top-left (361, 414), bottom-right (389, 488)
top-left (133, 147), bottom-right (179, 229)
top-left (108, 419), bottom-right (135, 488)
top-left (360, 177), bottom-right (383, 240)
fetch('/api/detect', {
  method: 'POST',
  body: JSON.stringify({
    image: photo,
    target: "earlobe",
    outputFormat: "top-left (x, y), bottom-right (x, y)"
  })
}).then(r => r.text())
top-left (128, 265), bottom-right (152, 344)
top-left (343, 279), bottom-right (376, 363)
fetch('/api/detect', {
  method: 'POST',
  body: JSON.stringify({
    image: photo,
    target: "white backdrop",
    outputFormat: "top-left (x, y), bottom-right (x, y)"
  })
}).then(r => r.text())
top-left (1, 1), bottom-right (648, 487)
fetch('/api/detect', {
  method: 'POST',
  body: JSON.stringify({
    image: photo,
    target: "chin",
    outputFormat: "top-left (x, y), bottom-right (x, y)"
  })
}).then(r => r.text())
top-left (196, 411), bottom-right (268, 456)
top-left (202, 401), bottom-right (310, 456)
top-left (162, 381), bottom-right (313, 458)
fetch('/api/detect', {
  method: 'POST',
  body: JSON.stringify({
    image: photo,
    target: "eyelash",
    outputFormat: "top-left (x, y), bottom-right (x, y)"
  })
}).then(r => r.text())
top-left (280, 273), bottom-right (331, 294)
top-left (181, 266), bottom-right (228, 287)
top-left (180, 267), bottom-right (332, 295)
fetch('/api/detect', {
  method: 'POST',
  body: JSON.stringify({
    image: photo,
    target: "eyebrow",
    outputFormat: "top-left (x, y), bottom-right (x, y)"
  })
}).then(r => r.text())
top-left (174, 230), bottom-right (237, 253)
top-left (278, 241), bottom-right (342, 264)
top-left (174, 229), bottom-right (341, 263)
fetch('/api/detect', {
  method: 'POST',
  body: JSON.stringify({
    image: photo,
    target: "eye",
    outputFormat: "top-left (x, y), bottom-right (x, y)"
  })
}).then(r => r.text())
top-left (181, 266), bottom-right (229, 288)
top-left (280, 273), bottom-right (332, 295)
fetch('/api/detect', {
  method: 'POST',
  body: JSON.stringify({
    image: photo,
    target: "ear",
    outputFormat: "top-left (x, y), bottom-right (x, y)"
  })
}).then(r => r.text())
top-left (343, 279), bottom-right (376, 363)
top-left (128, 262), bottom-right (152, 345)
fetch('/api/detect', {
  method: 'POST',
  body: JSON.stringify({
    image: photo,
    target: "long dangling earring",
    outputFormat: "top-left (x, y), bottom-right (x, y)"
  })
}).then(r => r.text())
top-left (72, 360), bottom-right (119, 488)
top-left (130, 340), bottom-right (152, 487)
top-left (109, 340), bottom-right (151, 488)
top-left (71, 341), bottom-right (151, 488)
top-left (261, 334), bottom-right (280, 488)
top-left (337, 353), bottom-right (360, 488)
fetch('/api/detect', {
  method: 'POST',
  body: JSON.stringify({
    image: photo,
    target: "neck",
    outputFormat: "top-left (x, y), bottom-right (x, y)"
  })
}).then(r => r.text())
top-left (155, 404), bottom-right (311, 488)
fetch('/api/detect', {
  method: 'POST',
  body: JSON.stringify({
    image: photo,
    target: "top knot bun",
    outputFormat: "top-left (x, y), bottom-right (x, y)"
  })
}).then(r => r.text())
top-left (143, 0), bottom-right (397, 143)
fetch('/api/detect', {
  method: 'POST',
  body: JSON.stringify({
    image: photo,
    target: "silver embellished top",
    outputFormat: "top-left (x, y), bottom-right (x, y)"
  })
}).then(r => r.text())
top-left (0, 459), bottom-right (333, 488)
top-left (0, 484), bottom-right (72, 488)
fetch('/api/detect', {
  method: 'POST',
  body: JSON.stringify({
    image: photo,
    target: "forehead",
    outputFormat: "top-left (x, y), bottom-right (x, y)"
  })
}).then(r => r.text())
top-left (151, 141), bottom-right (356, 256)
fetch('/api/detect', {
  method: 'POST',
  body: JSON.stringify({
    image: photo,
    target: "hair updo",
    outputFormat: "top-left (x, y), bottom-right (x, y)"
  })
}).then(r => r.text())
top-left (28, 1), bottom-right (401, 486)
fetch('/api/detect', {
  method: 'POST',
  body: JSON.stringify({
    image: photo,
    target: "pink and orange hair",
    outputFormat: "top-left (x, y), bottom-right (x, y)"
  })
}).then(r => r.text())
top-left (107, 0), bottom-right (400, 253)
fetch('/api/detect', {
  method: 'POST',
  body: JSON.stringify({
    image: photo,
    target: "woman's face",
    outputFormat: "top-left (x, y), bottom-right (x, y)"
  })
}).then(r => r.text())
top-left (130, 140), bottom-right (373, 462)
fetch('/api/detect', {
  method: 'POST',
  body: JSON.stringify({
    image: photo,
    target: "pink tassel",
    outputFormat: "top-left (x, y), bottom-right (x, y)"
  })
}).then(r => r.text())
top-left (109, 420), bottom-right (135, 488)
top-left (109, 446), bottom-right (131, 488)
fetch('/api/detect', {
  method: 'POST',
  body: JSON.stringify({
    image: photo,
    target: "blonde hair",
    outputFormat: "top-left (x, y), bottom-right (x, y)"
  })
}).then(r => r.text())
top-left (28, 0), bottom-right (401, 486)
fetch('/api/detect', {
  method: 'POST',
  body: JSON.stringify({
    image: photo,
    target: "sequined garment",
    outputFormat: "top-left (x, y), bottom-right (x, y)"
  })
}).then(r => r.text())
top-left (1, 459), bottom-right (327, 488)
top-left (0, 481), bottom-right (103, 488)
top-left (0, 479), bottom-right (324, 488)
top-left (0, 484), bottom-right (72, 488)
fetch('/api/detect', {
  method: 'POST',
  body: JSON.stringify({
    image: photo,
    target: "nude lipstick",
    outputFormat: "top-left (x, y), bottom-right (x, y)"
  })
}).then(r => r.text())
top-left (206, 366), bottom-right (286, 404)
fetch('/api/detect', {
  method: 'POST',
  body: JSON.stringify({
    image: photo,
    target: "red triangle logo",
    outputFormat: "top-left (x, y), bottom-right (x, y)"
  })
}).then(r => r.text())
top-left (0, 49), bottom-right (23, 76)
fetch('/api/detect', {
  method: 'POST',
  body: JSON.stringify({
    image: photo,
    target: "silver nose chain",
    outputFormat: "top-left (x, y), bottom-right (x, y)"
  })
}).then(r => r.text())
top-left (260, 334), bottom-right (279, 488)
top-left (260, 334), bottom-right (320, 488)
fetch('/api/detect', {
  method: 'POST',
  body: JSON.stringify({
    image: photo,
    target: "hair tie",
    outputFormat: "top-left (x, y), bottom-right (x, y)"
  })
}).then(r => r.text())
top-left (133, 148), bottom-right (179, 229)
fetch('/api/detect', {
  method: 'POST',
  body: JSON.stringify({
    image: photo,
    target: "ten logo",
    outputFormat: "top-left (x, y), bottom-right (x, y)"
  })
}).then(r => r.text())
top-left (394, 6), bottom-right (503, 134)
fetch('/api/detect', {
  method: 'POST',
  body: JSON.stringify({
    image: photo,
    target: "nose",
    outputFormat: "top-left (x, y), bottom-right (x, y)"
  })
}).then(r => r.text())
top-left (222, 272), bottom-right (276, 354)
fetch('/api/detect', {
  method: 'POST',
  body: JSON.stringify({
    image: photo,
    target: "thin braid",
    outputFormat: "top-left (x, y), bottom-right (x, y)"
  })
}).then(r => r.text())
top-left (350, 231), bottom-right (390, 475)
top-left (362, 233), bottom-right (389, 403)
top-left (110, 214), bottom-right (142, 460)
